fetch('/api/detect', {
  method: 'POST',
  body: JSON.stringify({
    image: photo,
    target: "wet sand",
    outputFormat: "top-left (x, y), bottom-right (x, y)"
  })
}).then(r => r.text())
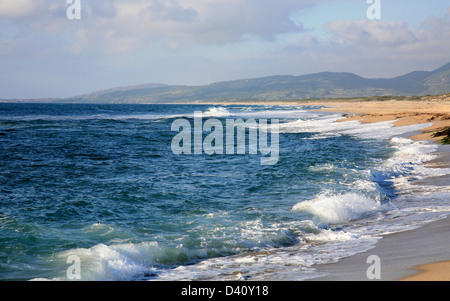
top-left (309, 215), bottom-right (450, 281)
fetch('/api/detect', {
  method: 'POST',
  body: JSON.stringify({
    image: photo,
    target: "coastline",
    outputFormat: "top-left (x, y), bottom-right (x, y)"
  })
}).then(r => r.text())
top-left (309, 215), bottom-right (450, 281)
top-left (301, 99), bottom-right (450, 281)
top-left (308, 100), bottom-right (450, 142)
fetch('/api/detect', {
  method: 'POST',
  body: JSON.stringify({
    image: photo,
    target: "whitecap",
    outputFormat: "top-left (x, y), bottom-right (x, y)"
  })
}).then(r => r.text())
top-left (292, 192), bottom-right (382, 225)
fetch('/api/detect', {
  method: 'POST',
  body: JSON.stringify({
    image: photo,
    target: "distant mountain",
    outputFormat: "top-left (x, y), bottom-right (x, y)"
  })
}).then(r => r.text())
top-left (76, 83), bottom-right (168, 98)
top-left (6, 63), bottom-right (450, 103)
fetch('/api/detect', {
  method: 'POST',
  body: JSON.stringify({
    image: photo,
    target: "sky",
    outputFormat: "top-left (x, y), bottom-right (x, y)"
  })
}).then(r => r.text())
top-left (0, 0), bottom-right (449, 99)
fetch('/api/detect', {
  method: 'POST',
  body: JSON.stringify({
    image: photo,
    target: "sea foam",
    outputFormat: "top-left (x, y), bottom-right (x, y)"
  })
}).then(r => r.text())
top-left (292, 192), bottom-right (382, 225)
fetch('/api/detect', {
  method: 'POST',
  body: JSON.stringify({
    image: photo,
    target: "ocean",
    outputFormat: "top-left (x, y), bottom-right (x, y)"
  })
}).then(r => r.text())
top-left (0, 103), bottom-right (449, 281)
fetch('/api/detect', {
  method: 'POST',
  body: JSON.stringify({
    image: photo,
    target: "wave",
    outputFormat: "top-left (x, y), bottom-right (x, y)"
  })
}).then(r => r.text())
top-left (292, 192), bottom-right (383, 225)
top-left (382, 137), bottom-right (450, 195)
top-left (52, 241), bottom-right (181, 281)
top-left (279, 113), bottom-right (433, 141)
top-left (202, 107), bottom-right (232, 117)
top-left (40, 217), bottom-right (301, 281)
top-left (0, 105), bottom-right (314, 123)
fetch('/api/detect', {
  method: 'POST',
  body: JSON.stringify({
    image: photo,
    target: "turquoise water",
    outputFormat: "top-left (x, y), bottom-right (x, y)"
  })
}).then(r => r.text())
top-left (0, 103), bottom-right (449, 281)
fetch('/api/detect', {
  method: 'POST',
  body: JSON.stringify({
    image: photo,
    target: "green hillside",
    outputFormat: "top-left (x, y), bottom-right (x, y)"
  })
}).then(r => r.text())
top-left (20, 62), bottom-right (450, 103)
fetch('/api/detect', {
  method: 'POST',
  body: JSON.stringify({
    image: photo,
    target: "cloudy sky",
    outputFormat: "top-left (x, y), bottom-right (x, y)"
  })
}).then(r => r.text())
top-left (1, 0), bottom-right (449, 99)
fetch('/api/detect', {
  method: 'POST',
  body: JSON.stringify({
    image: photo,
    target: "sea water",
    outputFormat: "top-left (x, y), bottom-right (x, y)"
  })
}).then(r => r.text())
top-left (0, 103), bottom-right (449, 281)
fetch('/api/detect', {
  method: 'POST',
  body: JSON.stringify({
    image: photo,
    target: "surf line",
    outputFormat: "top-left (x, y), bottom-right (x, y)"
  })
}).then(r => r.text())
top-left (171, 111), bottom-right (279, 165)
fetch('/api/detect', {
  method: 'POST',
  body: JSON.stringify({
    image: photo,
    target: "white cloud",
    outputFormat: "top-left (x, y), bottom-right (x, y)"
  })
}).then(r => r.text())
top-left (326, 14), bottom-right (450, 56)
top-left (313, 13), bottom-right (450, 77)
top-left (63, 0), bottom-right (315, 53)
top-left (1, 1), bottom-right (449, 98)
top-left (149, 0), bottom-right (198, 22)
top-left (327, 20), bottom-right (417, 47)
top-left (0, 0), bottom-right (322, 54)
top-left (0, 0), bottom-right (46, 17)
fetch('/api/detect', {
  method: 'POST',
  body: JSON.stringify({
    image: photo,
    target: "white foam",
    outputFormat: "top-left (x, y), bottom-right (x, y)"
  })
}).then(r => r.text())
top-left (308, 163), bottom-right (338, 172)
top-left (279, 115), bottom-right (353, 134)
top-left (236, 109), bottom-right (311, 119)
top-left (292, 192), bottom-right (382, 225)
top-left (202, 107), bottom-right (232, 117)
top-left (49, 241), bottom-right (211, 281)
top-left (201, 107), bottom-right (311, 120)
top-left (377, 137), bottom-right (450, 194)
top-left (387, 137), bottom-right (438, 168)
top-left (341, 122), bottom-right (432, 140)
top-left (279, 113), bottom-right (433, 141)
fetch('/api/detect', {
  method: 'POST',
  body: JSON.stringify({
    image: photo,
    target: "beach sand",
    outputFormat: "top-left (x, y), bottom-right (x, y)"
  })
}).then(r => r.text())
top-left (308, 99), bottom-right (450, 142)
top-left (301, 98), bottom-right (450, 281)
top-left (310, 215), bottom-right (450, 281)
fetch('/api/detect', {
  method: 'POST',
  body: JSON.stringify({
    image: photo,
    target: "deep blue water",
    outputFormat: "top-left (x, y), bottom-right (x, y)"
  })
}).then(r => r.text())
top-left (0, 103), bottom-right (447, 281)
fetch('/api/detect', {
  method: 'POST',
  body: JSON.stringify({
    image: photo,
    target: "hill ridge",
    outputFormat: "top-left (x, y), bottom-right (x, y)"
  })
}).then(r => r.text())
top-left (3, 63), bottom-right (450, 103)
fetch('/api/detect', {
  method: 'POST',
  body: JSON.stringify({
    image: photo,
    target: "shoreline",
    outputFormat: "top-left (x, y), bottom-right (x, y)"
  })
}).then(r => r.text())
top-left (308, 100), bottom-right (450, 142)
top-left (309, 215), bottom-right (450, 281)
top-left (301, 99), bottom-right (450, 281)
top-left (201, 98), bottom-right (450, 280)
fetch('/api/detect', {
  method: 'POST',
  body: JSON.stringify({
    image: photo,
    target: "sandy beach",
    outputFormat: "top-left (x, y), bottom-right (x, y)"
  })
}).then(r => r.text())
top-left (311, 99), bottom-right (450, 142)
top-left (301, 97), bottom-right (450, 281)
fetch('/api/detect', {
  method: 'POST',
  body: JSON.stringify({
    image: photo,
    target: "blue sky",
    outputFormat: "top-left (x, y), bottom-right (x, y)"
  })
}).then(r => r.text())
top-left (0, 0), bottom-right (449, 99)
